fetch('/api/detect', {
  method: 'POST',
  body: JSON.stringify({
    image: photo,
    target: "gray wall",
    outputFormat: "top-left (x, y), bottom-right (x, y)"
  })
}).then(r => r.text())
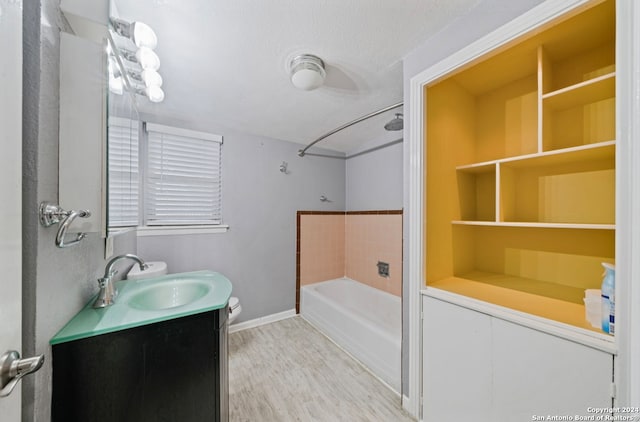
top-left (22, 2), bottom-right (138, 420)
top-left (137, 118), bottom-right (346, 323)
top-left (345, 141), bottom-right (404, 211)
top-left (400, 0), bottom-right (545, 396)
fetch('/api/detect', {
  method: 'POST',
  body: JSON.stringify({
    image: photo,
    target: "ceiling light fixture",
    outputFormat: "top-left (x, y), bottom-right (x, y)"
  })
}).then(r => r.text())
top-left (289, 54), bottom-right (326, 91)
top-left (109, 17), bottom-right (158, 50)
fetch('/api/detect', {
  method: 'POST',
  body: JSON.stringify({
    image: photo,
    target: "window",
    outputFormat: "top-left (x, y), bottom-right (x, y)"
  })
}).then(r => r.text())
top-left (144, 123), bottom-right (223, 226)
top-left (108, 117), bottom-right (139, 228)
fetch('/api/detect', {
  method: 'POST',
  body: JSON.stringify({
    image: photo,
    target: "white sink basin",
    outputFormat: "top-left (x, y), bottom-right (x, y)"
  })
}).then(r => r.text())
top-left (127, 279), bottom-right (212, 311)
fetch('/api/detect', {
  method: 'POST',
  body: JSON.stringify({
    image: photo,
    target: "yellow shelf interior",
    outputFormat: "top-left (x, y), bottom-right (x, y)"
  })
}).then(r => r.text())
top-left (424, 0), bottom-right (616, 331)
top-left (429, 275), bottom-right (600, 333)
top-left (543, 73), bottom-right (615, 111)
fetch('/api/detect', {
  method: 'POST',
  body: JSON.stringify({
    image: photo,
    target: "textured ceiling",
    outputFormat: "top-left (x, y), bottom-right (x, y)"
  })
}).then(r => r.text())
top-left (113, 0), bottom-right (481, 153)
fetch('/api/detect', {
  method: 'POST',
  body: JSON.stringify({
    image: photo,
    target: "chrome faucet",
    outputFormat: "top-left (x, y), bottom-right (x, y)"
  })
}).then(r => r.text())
top-left (93, 254), bottom-right (148, 308)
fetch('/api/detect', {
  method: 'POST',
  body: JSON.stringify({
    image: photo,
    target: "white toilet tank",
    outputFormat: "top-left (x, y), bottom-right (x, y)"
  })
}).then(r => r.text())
top-left (228, 296), bottom-right (242, 324)
top-left (126, 261), bottom-right (168, 280)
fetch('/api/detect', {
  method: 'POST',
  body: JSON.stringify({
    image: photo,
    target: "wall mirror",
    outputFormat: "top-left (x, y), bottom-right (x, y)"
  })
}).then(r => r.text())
top-left (106, 37), bottom-right (140, 232)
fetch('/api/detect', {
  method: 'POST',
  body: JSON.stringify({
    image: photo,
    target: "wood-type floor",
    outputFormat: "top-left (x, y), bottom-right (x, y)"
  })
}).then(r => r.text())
top-left (229, 316), bottom-right (415, 422)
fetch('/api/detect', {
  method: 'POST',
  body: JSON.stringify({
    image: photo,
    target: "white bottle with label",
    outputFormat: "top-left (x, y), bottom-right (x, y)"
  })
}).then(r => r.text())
top-left (600, 263), bottom-right (615, 335)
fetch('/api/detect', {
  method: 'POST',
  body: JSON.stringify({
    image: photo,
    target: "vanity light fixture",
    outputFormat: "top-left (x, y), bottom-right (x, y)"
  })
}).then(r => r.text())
top-left (121, 47), bottom-right (161, 71)
top-left (128, 69), bottom-right (163, 88)
top-left (288, 54), bottom-right (326, 91)
top-left (128, 68), bottom-right (164, 102)
top-left (146, 86), bottom-right (165, 103)
top-left (109, 73), bottom-right (124, 95)
top-left (108, 57), bottom-right (124, 95)
top-left (109, 17), bottom-right (158, 50)
top-left (140, 69), bottom-right (163, 87)
top-left (136, 47), bottom-right (161, 70)
top-left (136, 86), bottom-right (165, 103)
top-left (108, 21), bottom-right (164, 103)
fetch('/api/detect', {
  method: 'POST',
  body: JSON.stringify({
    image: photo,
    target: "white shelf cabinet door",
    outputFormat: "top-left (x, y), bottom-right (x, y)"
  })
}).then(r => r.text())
top-left (492, 318), bottom-right (613, 421)
top-left (422, 296), bottom-right (614, 421)
top-left (422, 296), bottom-right (493, 421)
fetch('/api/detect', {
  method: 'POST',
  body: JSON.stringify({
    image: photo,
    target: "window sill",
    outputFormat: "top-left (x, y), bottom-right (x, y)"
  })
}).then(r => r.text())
top-left (108, 227), bottom-right (138, 237)
top-left (136, 225), bottom-right (229, 237)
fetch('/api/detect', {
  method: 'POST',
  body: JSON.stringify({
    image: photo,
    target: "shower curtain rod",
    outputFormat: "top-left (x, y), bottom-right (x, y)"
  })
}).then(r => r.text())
top-left (297, 101), bottom-right (403, 157)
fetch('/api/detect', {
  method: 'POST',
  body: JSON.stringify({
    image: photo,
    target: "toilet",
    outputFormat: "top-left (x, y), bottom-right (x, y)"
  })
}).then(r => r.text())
top-left (126, 261), bottom-right (242, 324)
top-left (126, 261), bottom-right (168, 279)
top-left (228, 296), bottom-right (242, 324)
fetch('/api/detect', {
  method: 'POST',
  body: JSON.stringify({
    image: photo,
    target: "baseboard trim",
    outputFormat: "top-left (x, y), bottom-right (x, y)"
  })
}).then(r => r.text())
top-left (229, 309), bottom-right (297, 333)
top-left (402, 394), bottom-right (416, 419)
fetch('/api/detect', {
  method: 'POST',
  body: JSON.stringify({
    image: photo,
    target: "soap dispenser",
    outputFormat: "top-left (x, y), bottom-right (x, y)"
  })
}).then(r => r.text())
top-left (601, 263), bottom-right (615, 335)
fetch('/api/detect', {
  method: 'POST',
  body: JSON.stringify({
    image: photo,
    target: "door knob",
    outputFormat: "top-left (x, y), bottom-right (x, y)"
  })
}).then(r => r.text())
top-left (0, 350), bottom-right (44, 397)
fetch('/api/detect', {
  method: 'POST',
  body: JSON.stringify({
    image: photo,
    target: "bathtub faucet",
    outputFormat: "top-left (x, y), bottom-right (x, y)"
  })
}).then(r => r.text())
top-left (93, 254), bottom-right (148, 308)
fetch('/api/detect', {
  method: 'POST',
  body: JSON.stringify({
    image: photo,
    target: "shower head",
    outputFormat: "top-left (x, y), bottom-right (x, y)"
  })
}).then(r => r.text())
top-left (384, 113), bottom-right (403, 131)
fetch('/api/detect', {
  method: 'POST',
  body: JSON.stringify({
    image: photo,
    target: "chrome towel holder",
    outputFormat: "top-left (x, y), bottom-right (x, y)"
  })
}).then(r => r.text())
top-left (39, 202), bottom-right (91, 248)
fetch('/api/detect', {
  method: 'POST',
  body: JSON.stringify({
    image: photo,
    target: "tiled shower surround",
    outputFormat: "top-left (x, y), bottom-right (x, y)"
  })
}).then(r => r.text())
top-left (297, 211), bottom-right (402, 310)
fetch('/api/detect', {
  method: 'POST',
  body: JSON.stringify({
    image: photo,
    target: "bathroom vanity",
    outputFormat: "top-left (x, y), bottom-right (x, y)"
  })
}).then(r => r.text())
top-left (50, 271), bottom-right (231, 422)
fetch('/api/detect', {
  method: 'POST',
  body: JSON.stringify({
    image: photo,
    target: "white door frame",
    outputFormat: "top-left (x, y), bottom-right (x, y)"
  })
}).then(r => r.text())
top-left (0, 0), bottom-right (23, 419)
top-left (406, 0), bottom-right (640, 418)
top-left (614, 0), bottom-right (640, 406)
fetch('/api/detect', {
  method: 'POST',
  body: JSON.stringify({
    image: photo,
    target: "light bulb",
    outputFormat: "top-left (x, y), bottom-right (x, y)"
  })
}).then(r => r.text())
top-left (131, 21), bottom-right (158, 49)
top-left (135, 47), bottom-right (160, 71)
top-left (141, 69), bottom-right (163, 87)
top-left (291, 67), bottom-right (325, 91)
top-left (146, 86), bottom-right (165, 103)
top-left (289, 55), bottom-right (326, 91)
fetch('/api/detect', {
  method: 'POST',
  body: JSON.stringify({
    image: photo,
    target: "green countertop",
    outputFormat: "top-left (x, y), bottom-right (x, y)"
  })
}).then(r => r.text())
top-left (51, 270), bottom-right (232, 345)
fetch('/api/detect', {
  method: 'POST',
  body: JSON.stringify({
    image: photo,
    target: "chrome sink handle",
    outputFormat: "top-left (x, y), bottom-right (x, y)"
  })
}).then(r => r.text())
top-left (0, 351), bottom-right (44, 397)
top-left (93, 254), bottom-right (148, 308)
top-left (39, 202), bottom-right (91, 248)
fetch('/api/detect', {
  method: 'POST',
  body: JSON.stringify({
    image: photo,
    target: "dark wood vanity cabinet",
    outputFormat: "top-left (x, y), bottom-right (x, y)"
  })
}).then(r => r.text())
top-left (52, 308), bottom-right (229, 422)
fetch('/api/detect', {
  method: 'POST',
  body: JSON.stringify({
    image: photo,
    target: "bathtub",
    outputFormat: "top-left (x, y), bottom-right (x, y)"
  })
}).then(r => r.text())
top-left (300, 277), bottom-right (401, 393)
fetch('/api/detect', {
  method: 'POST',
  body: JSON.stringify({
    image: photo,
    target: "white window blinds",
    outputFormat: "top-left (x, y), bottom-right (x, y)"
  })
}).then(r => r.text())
top-left (108, 117), bottom-right (139, 227)
top-left (145, 123), bottom-right (223, 226)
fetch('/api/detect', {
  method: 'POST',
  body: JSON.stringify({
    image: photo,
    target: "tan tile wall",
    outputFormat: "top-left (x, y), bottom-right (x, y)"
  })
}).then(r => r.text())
top-left (299, 214), bottom-right (346, 285)
top-left (345, 214), bottom-right (403, 297)
top-left (298, 212), bottom-right (402, 297)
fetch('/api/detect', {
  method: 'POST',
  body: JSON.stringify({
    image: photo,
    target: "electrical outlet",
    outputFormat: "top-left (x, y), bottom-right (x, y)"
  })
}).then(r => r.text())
top-left (377, 261), bottom-right (390, 278)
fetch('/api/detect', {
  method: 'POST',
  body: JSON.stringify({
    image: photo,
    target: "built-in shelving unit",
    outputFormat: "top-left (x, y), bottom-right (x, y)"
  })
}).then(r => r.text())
top-left (424, 0), bottom-right (615, 334)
